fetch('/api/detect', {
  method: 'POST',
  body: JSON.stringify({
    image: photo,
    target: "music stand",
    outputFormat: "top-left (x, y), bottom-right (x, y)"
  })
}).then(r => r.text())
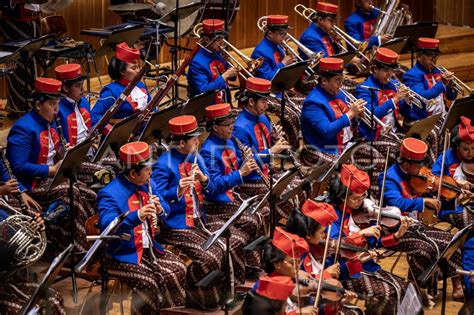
top-left (440, 95), bottom-right (474, 133)
top-left (380, 37), bottom-right (408, 55)
top-left (48, 138), bottom-right (93, 303)
top-left (393, 22), bottom-right (438, 67)
top-left (317, 141), bottom-right (366, 183)
top-left (271, 61), bottom-right (309, 119)
top-left (19, 244), bottom-right (74, 315)
top-left (94, 24), bottom-right (145, 58)
top-left (418, 224), bottom-right (473, 315)
top-left (334, 50), bottom-right (358, 65)
top-left (93, 113), bottom-right (140, 163)
top-left (404, 114), bottom-right (442, 141)
top-left (280, 163), bottom-right (331, 203)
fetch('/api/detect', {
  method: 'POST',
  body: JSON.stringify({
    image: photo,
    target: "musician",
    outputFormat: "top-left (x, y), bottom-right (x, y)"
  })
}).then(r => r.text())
top-left (6, 77), bottom-right (97, 253)
top-left (91, 42), bottom-right (150, 124)
top-left (354, 47), bottom-right (408, 141)
top-left (401, 37), bottom-right (457, 124)
top-left (152, 115), bottom-right (246, 310)
top-left (251, 15), bottom-right (295, 80)
top-left (379, 137), bottom-right (464, 302)
top-left (325, 164), bottom-right (408, 314)
top-left (98, 141), bottom-right (186, 311)
top-left (242, 227), bottom-right (309, 315)
top-left (55, 63), bottom-right (92, 146)
top-left (298, 2), bottom-right (340, 59)
top-left (344, 0), bottom-right (392, 50)
top-left (187, 19), bottom-right (237, 104)
top-left (301, 58), bottom-right (365, 159)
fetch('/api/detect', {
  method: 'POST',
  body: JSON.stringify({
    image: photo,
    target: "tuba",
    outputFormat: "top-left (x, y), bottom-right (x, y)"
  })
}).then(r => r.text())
top-left (371, 0), bottom-right (413, 37)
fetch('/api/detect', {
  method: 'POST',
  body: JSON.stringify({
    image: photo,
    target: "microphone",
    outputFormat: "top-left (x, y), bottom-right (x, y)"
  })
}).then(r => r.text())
top-left (257, 153), bottom-right (292, 159)
top-left (456, 269), bottom-right (474, 277)
top-left (360, 85), bottom-right (381, 91)
top-left (86, 233), bottom-right (131, 242)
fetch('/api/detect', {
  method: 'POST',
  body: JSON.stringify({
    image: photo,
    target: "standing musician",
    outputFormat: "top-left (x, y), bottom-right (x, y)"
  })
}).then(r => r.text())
top-left (251, 15), bottom-right (295, 80)
top-left (379, 137), bottom-right (464, 303)
top-left (401, 38), bottom-right (457, 125)
top-left (152, 115), bottom-right (246, 310)
top-left (300, 57), bottom-right (365, 162)
top-left (344, 0), bottom-right (392, 50)
top-left (298, 2), bottom-right (340, 59)
top-left (187, 19), bottom-right (237, 104)
top-left (354, 47), bottom-right (409, 141)
top-left (91, 42), bottom-right (151, 124)
top-left (97, 141), bottom-right (187, 312)
top-left (6, 77), bottom-right (97, 253)
top-left (54, 63), bottom-right (92, 147)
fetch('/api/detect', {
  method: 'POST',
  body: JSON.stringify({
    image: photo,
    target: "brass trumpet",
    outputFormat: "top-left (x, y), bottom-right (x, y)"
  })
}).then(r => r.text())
top-left (436, 66), bottom-right (474, 96)
top-left (192, 23), bottom-right (263, 79)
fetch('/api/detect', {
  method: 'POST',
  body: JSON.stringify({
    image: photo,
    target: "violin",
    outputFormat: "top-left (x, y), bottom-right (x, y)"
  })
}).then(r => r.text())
top-left (409, 166), bottom-right (463, 201)
top-left (313, 239), bottom-right (368, 260)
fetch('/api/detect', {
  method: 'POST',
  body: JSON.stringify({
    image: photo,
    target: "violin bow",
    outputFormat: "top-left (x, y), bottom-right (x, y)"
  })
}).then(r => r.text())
top-left (334, 175), bottom-right (352, 262)
top-left (376, 147), bottom-right (391, 226)
top-left (290, 241), bottom-right (303, 315)
top-left (313, 224), bottom-right (333, 312)
top-left (436, 129), bottom-right (451, 207)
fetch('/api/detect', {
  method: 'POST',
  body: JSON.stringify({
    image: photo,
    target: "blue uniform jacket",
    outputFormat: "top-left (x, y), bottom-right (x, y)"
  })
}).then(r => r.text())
top-left (0, 159), bottom-right (26, 192)
top-left (298, 23), bottom-right (340, 59)
top-left (354, 76), bottom-right (399, 141)
top-left (6, 111), bottom-right (60, 190)
top-left (344, 8), bottom-right (380, 50)
top-left (58, 96), bottom-right (92, 145)
top-left (200, 134), bottom-right (244, 203)
top-left (251, 37), bottom-right (286, 80)
top-left (151, 149), bottom-right (216, 229)
top-left (301, 86), bottom-right (352, 155)
top-left (432, 149), bottom-right (462, 218)
top-left (233, 109), bottom-right (272, 182)
top-left (401, 62), bottom-right (458, 122)
top-left (380, 163), bottom-right (425, 213)
top-left (98, 174), bottom-right (169, 265)
top-left (91, 80), bottom-right (150, 124)
top-left (187, 47), bottom-right (232, 104)
top-left (461, 203), bottom-right (474, 296)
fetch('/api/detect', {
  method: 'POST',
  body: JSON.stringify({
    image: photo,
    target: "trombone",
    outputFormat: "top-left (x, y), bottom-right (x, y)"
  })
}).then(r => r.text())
top-left (192, 23), bottom-right (263, 79)
top-left (436, 65), bottom-right (474, 96)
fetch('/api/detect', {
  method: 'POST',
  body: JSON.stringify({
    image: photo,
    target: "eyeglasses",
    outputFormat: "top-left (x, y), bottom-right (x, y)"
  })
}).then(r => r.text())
top-left (349, 192), bottom-right (368, 202)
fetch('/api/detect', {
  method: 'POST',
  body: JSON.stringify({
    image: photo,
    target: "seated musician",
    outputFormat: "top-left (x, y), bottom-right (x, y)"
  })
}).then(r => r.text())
top-left (380, 137), bottom-right (464, 302)
top-left (301, 58), bottom-right (365, 161)
top-left (91, 42), bottom-right (150, 124)
top-left (152, 115), bottom-right (246, 310)
top-left (98, 141), bottom-right (186, 311)
top-left (401, 38), bottom-right (457, 125)
top-left (242, 227), bottom-right (309, 315)
top-left (54, 63), bottom-right (92, 147)
top-left (251, 15), bottom-right (295, 80)
top-left (354, 47), bottom-right (409, 141)
top-left (344, 0), bottom-right (392, 50)
top-left (187, 19), bottom-right (237, 104)
top-left (6, 77), bottom-right (97, 253)
top-left (298, 2), bottom-right (340, 59)
top-left (324, 164), bottom-right (408, 314)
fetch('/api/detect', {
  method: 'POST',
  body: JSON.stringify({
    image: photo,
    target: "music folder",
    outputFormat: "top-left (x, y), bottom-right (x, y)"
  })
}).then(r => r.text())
top-left (404, 114), bottom-right (442, 141)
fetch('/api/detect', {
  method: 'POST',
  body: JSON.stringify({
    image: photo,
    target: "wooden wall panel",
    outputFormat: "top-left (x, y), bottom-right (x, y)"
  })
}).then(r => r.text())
top-left (0, 0), bottom-right (435, 99)
top-left (436, 0), bottom-right (474, 27)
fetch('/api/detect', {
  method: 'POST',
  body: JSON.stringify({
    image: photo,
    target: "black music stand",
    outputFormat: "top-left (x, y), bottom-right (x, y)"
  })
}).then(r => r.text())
top-left (200, 195), bottom-right (261, 314)
top-left (393, 22), bottom-right (438, 67)
top-left (334, 50), bottom-right (358, 65)
top-left (271, 61), bottom-right (309, 119)
top-left (380, 36), bottom-right (408, 55)
top-left (19, 244), bottom-right (74, 315)
top-left (94, 24), bottom-right (145, 58)
top-left (48, 138), bottom-right (93, 303)
top-left (418, 224), bottom-right (473, 315)
top-left (93, 113), bottom-right (140, 163)
top-left (440, 95), bottom-right (474, 133)
top-left (316, 141), bottom-right (366, 182)
top-left (280, 163), bottom-right (331, 203)
top-left (404, 114), bottom-right (442, 141)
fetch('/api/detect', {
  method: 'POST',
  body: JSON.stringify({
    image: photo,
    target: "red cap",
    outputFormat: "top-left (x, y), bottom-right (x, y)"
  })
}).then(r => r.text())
top-left (256, 275), bottom-right (295, 301)
top-left (458, 116), bottom-right (474, 144)
top-left (266, 15), bottom-right (289, 27)
top-left (119, 141), bottom-right (150, 165)
top-left (374, 47), bottom-right (399, 65)
top-left (168, 115), bottom-right (200, 136)
top-left (115, 42), bottom-right (140, 64)
top-left (316, 2), bottom-right (338, 15)
top-left (400, 138), bottom-right (428, 161)
top-left (272, 227), bottom-right (309, 258)
top-left (34, 77), bottom-right (62, 95)
top-left (205, 103), bottom-right (232, 120)
top-left (202, 19), bottom-right (225, 35)
top-left (319, 57), bottom-right (344, 73)
top-left (340, 164), bottom-right (370, 194)
top-left (55, 64), bottom-right (84, 83)
top-left (246, 77), bottom-right (272, 94)
top-left (301, 200), bottom-right (338, 227)
top-left (417, 37), bottom-right (440, 50)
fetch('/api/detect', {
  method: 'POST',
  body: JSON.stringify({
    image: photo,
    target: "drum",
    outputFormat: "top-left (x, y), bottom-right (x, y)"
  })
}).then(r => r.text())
top-left (202, 0), bottom-right (240, 26)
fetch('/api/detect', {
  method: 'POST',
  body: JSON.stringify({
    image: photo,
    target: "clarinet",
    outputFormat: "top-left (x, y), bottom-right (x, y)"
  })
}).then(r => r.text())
top-left (268, 119), bottom-right (304, 176)
top-left (55, 115), bottom-right (68, 155)
top-left (232, 136), bottom-right (270, 188)
top-left (0, 146), bottom-right (28, 214)
top-left (148, 181), bottom-right (158, 229)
